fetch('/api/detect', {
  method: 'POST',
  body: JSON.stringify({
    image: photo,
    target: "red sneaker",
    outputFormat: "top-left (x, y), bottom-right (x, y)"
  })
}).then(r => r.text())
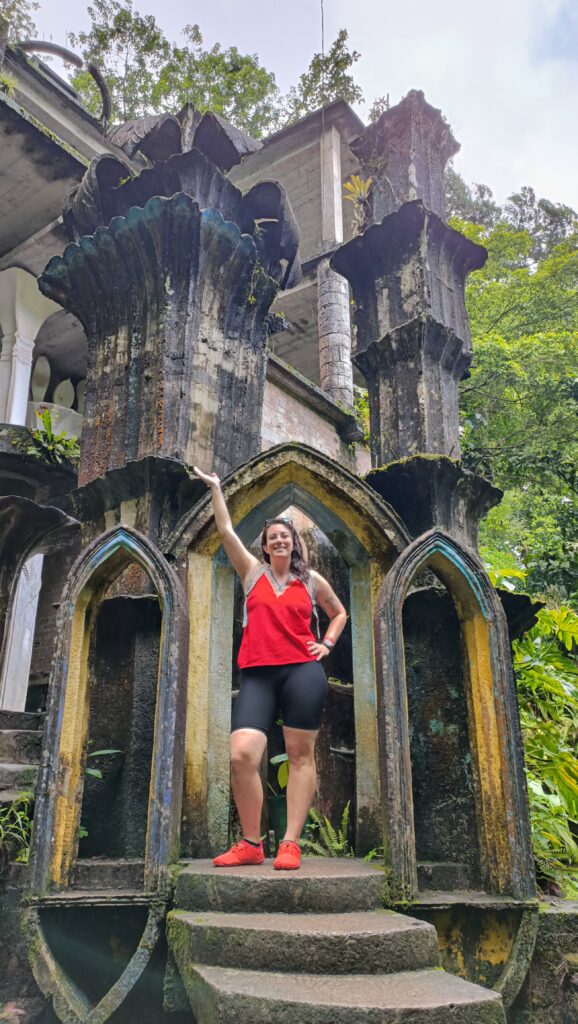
top-left (213, 839), bottom-right (265, 867)
top-left (273, 840), bottom-right (301, 870)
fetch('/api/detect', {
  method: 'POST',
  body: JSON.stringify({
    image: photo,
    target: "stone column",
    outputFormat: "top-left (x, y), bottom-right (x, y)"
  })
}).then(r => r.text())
top-left (318, 125), bottom-right (353, 406)
top-left (0, 268), bottom-right (60, 426)
top-left (40, 193), bottom-right (279, 486)
top-left (351, 89), bottom-right (460, 223)
top-left (0, 553), bottom-right (44, 712)
top-left (332, 202), bottom-right (486, 464)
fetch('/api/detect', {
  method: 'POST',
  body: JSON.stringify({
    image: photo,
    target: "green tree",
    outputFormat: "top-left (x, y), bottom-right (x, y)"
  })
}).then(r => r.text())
top-left (0, 0), bottom-right (38, 40)
top-left (152, 25), bottom-right (283, 138)
top-left (68, 0), bottom-right (171, 121)
top-left (445, 167), bottom-right (501, 230)
top-left (284, 29), bottom-right (363, 124)
top-left (455, 213), bottom-right (578, 603)
top-left (68, 0), bottom-right (283, 135)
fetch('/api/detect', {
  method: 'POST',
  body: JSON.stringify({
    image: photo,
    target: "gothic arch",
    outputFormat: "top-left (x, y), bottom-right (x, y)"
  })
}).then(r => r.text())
top-left (168, 442), bottom-right (410, 857)
top-left (28, 525), bottom-right (188, 896)
top-left (374, 528), bottom-right (535, 900)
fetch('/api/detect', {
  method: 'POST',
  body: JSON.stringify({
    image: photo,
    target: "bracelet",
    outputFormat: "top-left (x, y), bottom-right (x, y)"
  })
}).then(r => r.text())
top-left (322, 637), bottom-right (335, 650)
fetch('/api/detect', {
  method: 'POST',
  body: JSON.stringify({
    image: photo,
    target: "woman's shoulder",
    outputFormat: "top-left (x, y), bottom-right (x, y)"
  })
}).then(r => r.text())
top-left (242, 561), bottom-right (265, 592)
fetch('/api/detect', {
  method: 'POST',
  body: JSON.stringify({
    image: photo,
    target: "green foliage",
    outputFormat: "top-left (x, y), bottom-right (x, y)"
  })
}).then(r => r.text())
top-left (367, 95), bottom-right (389, 123)
top-left (284, 29), bottom-right (363, 125)
top-left (0, 0), bottom-right (38, 40)
top-left (513, 607), bottom-right (578, 895)
top-left (268, 752), bottom-right (289, 795)
top-left (0, 70), bottom-right (17, 96)
top-left (80, 746), bottom-right (122, 838)
top-left (68, 0), bottom-right (282, 134)
top-left (302, 801), bottom-right (353, 857)
top-left (24, 408), bottom-right (80, 466)
top-left (455, 193), bottom-right (578, 605)
top-left (353, 385), bottom-right (370, 444)
top-left (446, 170), bottom-right (577, 260)
top-left (0, 792), bottom-right (33, 872)
top-left (343, 174), bottom-right (372, 236)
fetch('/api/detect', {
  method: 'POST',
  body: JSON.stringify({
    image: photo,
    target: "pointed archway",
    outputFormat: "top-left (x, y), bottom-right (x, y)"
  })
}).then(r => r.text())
top-left (374, 528), bottom-right (535, 900)
top-left (168, 442), bottom-right (409, 857)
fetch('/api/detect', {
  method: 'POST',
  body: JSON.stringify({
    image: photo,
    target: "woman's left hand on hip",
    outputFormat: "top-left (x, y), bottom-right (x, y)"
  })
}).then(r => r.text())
top-left (307, 641), bottom-right (329, 661)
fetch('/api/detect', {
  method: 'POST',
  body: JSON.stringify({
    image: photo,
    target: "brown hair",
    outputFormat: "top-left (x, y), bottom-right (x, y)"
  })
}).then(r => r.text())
top-left (261, 519), bottom-right (309, 582)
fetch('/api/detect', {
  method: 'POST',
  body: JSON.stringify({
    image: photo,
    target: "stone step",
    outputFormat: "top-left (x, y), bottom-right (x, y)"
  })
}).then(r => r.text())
top-left (174, 964), bottom-right (506, 1024)
top-left (0, 710), bottom-right (44, 731)
top-left (72, 859), bottom-right (145, 890)
top-left (167, 909), bottom-right (440, 976)
top-left (0, 762), bottom-right (38, 792)
top-left (175, 857), bottom-right (384, 914)
top-left (0, 729), bottom-right (42, 764)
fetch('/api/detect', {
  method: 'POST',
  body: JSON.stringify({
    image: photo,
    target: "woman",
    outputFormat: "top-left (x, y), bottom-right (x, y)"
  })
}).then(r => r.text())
top-left (193, 467), bottom-right (348, 871)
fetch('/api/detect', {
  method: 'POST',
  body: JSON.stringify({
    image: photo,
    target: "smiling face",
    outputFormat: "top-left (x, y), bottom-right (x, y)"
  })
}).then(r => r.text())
top-left (262, 522), bottom-right (294, 562)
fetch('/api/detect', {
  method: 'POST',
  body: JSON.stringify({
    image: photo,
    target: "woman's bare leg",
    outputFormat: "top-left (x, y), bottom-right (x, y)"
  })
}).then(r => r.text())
top-left (230, 728), bottom-right (268, 842)
top-left (283, 726), bottom-right (318, 842)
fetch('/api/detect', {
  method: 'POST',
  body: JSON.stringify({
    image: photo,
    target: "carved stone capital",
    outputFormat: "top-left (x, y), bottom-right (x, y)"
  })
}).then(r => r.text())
top-left (366, 455), bottom-right (502, 550)
top-left (40, 193), bottom-right (278, 485)
top-left (331, 200), bottom-right (486, 352)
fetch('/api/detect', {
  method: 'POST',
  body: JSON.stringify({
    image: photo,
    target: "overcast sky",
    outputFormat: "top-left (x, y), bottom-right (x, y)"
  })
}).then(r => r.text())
top-left (33, 0), bottom-right (578, 212)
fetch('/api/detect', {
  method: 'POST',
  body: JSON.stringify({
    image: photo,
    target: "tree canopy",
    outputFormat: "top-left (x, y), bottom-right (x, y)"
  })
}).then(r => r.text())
top-left (0, 0), bottom-right (38, 39)
top-left (448, 173), bottom-right (578, 605)
top-left (62, 1), bottom-right (364, 135)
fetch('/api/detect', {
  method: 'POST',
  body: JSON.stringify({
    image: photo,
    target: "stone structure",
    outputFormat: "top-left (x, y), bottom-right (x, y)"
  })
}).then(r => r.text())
top-left (0, 29), bottom-right (575, 1024)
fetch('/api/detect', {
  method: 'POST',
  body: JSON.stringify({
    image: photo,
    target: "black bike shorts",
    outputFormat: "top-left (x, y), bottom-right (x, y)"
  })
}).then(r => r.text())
top-left (232, 661), bottom-right (328, 734)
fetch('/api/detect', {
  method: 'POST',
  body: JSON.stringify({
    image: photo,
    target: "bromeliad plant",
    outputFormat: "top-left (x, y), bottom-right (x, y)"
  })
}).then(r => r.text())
top-left (24, 408), bottom-right (80, 466)
top-left (343, 175), bottom-right (372, 236)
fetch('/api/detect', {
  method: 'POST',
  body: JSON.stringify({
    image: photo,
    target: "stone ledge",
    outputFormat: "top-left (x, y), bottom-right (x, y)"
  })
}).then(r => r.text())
top-left (266, 352), bottom-right (363, 443)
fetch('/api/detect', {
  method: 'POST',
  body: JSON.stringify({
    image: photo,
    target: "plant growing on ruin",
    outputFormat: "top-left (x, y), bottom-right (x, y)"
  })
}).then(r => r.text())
top-left (0, 71), bottom-right (17, 98)
top-left (0, 792), bottom-right (34, 872)
top-left (302, 801), bottom-right (353, 857)
top-left (79, 747), bottom-right (123, 839)
top-left (343, 175), bottom-right (372, 236)
top-left (25, 408), bottom-right (80, 466)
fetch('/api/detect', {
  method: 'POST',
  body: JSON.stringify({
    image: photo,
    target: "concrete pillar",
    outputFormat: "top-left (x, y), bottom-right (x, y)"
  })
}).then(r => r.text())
top-left (318, 125), bottom-right (353, 406)
top-left (0, 268), bottom-right (59, 426)
top-left (0, 553), bottom-right (44, 712)
top-left (318, 260), bottom-right (354, 406)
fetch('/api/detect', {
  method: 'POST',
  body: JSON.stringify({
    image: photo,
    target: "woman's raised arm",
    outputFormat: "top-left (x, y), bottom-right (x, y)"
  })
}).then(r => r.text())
top-left (192, 467), bottom-right (260, 583)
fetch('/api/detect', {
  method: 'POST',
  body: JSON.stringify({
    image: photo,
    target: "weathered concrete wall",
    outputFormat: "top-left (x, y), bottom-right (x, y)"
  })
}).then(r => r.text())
top-left (509, 902), bottom-right (578, 1023)
top-left (404, 588), bottom-right (480, 887)
top-left (262, 378), bottom-right (370, 475)
top-left (232, 142), bottom-right (322, 262)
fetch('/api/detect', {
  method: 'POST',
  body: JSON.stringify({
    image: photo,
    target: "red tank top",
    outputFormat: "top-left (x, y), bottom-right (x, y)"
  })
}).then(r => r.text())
top-left (237, 567), bottom-right (317, 668)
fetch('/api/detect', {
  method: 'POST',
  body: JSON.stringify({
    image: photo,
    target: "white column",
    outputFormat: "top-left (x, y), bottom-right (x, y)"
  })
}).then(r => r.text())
top-left (318, 126), bottom-right (353, 406)
top-left (0, 553), bottom-right (44, 712)
top-left (0, 268), bottom-right (60, 426)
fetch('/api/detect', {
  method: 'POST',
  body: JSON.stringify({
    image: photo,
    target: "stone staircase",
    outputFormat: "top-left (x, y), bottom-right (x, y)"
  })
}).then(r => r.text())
top-left (0, 710), bottom-right (43, 802)
top-left (167, 859), bottom-right (506, 1024)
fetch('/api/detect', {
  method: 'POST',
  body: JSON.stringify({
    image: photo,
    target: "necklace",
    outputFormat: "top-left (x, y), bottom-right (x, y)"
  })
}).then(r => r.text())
top-left (266, 565), bottom-right (293, 593)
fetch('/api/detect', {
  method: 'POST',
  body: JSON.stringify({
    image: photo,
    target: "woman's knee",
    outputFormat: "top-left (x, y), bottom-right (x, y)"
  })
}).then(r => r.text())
top-left (230, 729), bottom-right (266, 772)
top-left (284, 730), bottom-right (317, 768)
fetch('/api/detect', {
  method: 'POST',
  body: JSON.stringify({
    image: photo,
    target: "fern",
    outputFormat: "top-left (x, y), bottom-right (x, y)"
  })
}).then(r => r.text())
top-left (302, 801), bottom-right (353, 858)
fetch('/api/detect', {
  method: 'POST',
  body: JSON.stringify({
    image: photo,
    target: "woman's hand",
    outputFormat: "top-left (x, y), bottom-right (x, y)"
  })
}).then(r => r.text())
top-left (192, 466), bottom-right (221, 489)
top-left (307, 640), bottom-right (330, 662)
